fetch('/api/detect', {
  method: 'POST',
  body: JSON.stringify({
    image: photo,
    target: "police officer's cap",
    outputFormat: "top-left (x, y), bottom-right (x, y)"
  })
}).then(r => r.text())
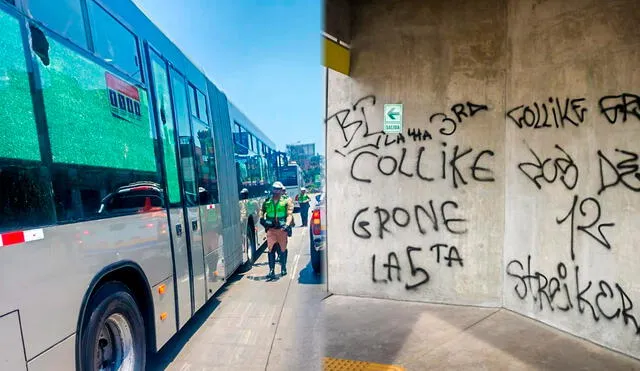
top-left (272, 181), bottom-right (285, 190)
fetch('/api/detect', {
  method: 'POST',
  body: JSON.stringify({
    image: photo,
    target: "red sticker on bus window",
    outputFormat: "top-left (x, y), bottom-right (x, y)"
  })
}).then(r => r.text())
top-left (106, 72), bottom-right (142, 122)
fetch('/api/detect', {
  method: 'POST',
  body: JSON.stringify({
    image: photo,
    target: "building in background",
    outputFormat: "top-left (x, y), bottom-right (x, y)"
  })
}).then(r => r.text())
top-left (286, 142), bottom-right (324, 192)
top-left (286, 142), bottom-right (315, 169)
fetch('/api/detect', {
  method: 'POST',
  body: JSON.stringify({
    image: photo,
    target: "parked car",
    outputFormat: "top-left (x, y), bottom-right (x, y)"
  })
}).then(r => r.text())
top-left (309, 191), bottom-right (326, 274)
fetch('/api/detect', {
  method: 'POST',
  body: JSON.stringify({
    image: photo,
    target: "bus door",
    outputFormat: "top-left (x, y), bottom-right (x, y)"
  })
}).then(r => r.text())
top-left (149, 49), bottom-right (204, 329)
top-left (169, 68), bottom-right (207, 314)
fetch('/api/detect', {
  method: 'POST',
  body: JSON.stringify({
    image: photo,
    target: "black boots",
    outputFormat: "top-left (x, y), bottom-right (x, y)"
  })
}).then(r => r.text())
top-left (267, 249), bottom-right (276, 279)
top-left (280, 249), bottom-right (288, 276)
top-left (267, 246), bottom-right (287, 278)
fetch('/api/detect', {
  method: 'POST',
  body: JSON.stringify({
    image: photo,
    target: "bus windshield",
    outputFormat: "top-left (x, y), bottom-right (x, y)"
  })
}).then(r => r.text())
top-left (280, 166), bottom-right (299, 187)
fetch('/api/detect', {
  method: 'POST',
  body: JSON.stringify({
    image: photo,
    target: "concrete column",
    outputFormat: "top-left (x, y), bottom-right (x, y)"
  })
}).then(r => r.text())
top-left (325, 0), bottom-right (640, 359)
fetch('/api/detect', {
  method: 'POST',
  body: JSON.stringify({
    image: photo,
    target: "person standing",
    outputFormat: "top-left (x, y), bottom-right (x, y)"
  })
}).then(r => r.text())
top-left (259, 181), bottom-right (294, 279)
top-left (296, 187), bottom-right (311, 227)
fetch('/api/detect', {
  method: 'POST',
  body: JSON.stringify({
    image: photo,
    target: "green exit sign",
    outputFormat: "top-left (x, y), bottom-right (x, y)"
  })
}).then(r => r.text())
top-left (383, 104), bottom-right (403, 133)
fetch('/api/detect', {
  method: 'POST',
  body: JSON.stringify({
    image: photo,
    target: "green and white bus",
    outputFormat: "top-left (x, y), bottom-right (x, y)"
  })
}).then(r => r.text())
top-left (279, 162), bottom-right (305, 212)
top-left (0, 0), bottom-right (274, 369)
top-left (230, 105), bottom-right (289, 262)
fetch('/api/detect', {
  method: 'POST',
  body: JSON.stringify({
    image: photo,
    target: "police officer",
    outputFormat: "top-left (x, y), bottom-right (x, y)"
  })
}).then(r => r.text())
top-left (239, 188), bottom-right (249, 200)
top-left (296, 187), bottom-right (311, 227)
top-left (259, 181), bottom-right (294, 279)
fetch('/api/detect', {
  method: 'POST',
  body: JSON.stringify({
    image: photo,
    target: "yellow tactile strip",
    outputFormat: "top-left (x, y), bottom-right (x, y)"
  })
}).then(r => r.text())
top-left (324, 357), bottom-right (406, 371)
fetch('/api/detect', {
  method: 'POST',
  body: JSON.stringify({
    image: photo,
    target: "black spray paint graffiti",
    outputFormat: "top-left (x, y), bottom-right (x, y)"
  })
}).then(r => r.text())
top-left (507, 256), bottom-right (640, 336)
top-left (507, 97), bottom-right (588, 129)
top-left (404, 101), bottom-right (490, 140)
top-left (597, 149), bottom-right (640, 195)
top-left (352, 201), bottom-right (468, 240)
top-left (327, 97), bottom-right (490, 156)
top-left (372, 244), bottom-right (463, 290)
top-left (518, 144), bottom-right (579, 190)
top-left (326, 95), bottom-right (399, 157)
top-left (407, 128), bottom-right (432, 142)
top-left (349, 144), bottom-right (495, 188)
top-left (356, 202), bottom-right (468, 291)
top-left (599, 93), bottom-right (640, 124)
top-left (556, 195), bottom-right (615, 261)
top-left (429, 101), bottom-right (489, 136)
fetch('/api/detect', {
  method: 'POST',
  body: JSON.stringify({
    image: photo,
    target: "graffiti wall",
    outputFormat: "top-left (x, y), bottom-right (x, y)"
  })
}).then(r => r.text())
top-left (325, 0), bottom-right (507, 306)
top-left (326, 0), bottom-right (640, 359)
top-left (502, 0), bottom-right (640, 358)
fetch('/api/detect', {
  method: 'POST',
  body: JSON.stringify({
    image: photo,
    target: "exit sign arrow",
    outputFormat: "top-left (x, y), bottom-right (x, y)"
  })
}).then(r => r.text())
top-left (387, 107), bottom-right (400, 120)
top-left (383, 103), bottom-right (403, 134)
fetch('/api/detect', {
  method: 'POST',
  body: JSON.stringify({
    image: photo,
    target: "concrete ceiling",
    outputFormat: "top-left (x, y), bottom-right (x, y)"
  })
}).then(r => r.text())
top-left (324, 0), bottom-right (352, 44)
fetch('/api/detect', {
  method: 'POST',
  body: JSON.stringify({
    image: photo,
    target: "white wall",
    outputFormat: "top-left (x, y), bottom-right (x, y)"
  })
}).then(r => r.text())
top-left (325, 0), bottom-right (640, 359)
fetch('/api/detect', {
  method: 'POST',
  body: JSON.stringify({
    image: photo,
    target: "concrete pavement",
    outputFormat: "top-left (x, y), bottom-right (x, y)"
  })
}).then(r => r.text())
top-left (324, 295), bottom-right (640, 370)
top-left (147, 212), bottom-right (326, 371)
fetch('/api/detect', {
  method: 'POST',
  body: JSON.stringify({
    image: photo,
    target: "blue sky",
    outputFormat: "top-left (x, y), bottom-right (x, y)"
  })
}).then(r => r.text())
top-left (132, 0), bottom-right (324, 154)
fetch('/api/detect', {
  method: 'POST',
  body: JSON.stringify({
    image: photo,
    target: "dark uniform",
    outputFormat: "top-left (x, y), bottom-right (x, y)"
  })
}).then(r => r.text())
top-left (297, 189), bottom-right (311, 227)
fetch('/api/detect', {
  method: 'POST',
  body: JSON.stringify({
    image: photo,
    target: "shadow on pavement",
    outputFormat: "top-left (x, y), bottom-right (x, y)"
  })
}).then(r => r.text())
top-left (297, 260), bottom-right (324, 285)
top-left (147, 295), bottom-right (223, 370)
top-left (324, 295), bottom-right (422, 366)
top-left (326, 295), bottom-right (640, 370)
top-left (245, 273), bottom-right (286, 282)
top-left (147, 246), bottom-right (265, 369)
top-left (250, 261), bottom-right (270, 268)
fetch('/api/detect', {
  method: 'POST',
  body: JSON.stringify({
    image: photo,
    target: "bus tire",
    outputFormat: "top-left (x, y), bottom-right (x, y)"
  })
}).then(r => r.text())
top-left (79, 282), bottom-right (146, 371)
top-left (245, 224), bottom-right (257, 267)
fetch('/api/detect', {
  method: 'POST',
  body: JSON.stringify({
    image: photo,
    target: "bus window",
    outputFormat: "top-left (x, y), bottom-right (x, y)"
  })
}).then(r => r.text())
top-left (38, 35), bottom-right (156, 172)
top-left (31, 30), bottom-right (161, 221)
top-left (170, 70), bottom-right (198, 207)
top-left (192, 121), bottom-right (219, 204)
top-left (248, 133), bottom-right (254, 152)
top-left (189, 84), bottom-right (198, 119)
top-left (1, 13), bottom-right (40, 162)
top-left (98, 182), bottom-right (164, 216)
top-left (23, 0), bottom-right (87, 48)
top-left (87, 1), bottom-right (142, 80)
top-left (234, 125), bottom-right (248, 154)
top-left (280, 166), bottom-right (299, 188)
top-left (196, 90), bottom-right (207, 121)
top-left (187, 85), bottom-right (219, 204)
top-left (150, 52), bottom-right (181, 205)
top-left (236, 156), bottom-right (248, 185)
top-left (0, 11), bottom-right (55, 230)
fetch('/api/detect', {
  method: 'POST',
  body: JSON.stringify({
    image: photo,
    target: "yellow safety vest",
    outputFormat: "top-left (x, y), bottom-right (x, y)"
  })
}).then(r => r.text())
top-left (263, 197), bottom-right (288, 221)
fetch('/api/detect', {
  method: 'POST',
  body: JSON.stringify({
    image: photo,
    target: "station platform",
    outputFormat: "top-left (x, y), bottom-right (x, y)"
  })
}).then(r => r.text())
top-left (324, 295), bottom-right (640, 370)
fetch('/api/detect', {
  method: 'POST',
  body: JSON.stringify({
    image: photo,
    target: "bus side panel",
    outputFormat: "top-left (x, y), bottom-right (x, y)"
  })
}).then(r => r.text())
top-left (0, 311), bottom-right (27, 371)
top-left (0, 213), bottom-right (174, 361)
top-left (238, 198), bottom-right (265, 257)
top-left (200, 203), bottom-right (225, 295)
top-left (251, 199), bottom-right (267, 247)
top-left (207, 83), bottom-right (243, 284)
top-left (152, 275), bottom-right (176, 349)
top-left (27, 334), bottom-right (74, 371)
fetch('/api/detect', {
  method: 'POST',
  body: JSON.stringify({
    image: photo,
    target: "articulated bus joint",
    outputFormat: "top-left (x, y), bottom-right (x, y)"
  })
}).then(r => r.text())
top-left (75, 261), bottom-right (156, 370)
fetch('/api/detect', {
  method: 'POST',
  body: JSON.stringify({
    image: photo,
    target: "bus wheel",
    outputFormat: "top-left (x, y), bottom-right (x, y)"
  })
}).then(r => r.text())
top-left (246, 224), bottom-right (257, 266)
top-left (80, 282), bottom-right (146, 371)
